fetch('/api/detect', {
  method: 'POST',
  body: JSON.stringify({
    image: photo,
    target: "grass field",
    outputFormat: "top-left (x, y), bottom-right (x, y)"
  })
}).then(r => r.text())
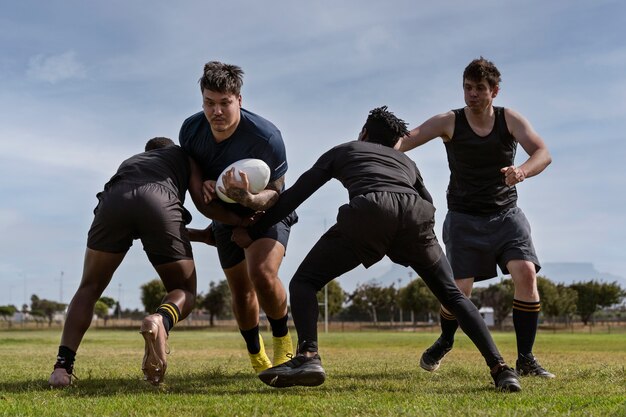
top-left (0, 328), bottom-right (624, 417)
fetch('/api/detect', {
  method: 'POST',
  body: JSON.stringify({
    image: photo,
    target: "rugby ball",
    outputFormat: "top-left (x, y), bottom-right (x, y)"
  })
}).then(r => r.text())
top-left (216, 158), bottom-right (271, 203)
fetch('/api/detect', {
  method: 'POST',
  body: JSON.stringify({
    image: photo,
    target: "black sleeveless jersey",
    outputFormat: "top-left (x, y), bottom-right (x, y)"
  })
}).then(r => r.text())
top-left (444, 106), bottom-right (517, 215)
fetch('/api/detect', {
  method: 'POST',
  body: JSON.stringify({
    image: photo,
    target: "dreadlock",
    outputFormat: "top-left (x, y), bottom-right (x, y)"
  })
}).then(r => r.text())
top-left (364, 106), bottom-right (409, 148)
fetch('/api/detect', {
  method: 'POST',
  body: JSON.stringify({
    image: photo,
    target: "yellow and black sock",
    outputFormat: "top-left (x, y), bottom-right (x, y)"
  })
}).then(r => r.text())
top-left (512, 299), bottom-right (540, 359)
top-left (156, 302), bottom-right (180, 335)
top-left (240, 325), bottom-right (261, 354)
top-left (439, 307), bottom-right (458, 345)
top-left (267, 313), bottom-right (289, 338)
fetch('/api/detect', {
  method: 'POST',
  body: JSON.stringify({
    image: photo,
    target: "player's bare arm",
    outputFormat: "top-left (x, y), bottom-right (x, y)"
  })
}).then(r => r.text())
top-left (501, 108), bottom-right (552, 186)
top-left (221, 170), bottom-right (282, 211)
top-left (397, 111), bottom-right (455, 152)
top-left (188, 158), bottom-right (243, 225)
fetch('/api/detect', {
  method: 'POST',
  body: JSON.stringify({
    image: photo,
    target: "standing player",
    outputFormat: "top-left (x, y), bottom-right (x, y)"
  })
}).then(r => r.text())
top-left (233, 106), bottom-right (521, 392)
top-left (180, 61), bottom-right (296, 373)
top-left (48, 137), bottom-right (238, 387)
top-left (398, 57), bottom-right (554, 378)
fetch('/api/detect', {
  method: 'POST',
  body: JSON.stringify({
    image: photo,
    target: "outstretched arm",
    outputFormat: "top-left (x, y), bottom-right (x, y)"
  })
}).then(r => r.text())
top-left (501, 108), bottom-right (552, 186)
top-left (397, 111), bottom-right (455, 152)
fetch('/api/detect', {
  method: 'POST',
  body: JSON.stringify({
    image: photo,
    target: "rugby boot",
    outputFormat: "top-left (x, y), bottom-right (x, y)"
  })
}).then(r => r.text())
top-left (491, 363), bottom-right (522, 392)
top-left (419, 337), bottom-right (453, 372)
top-left (516, 353), bottom-right (555, 378)
top-left (249, 334), bottom-right (273, 373)
top-left (272, 331), bottom-right (294, 366)
top-left (140, 314), bottom-right (168, 385)
top-left (258, 353), bottom-right (326, 388)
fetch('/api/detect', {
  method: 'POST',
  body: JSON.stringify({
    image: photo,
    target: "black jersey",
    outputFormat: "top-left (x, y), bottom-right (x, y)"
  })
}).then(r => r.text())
top-left (103, 145), bottom-right (191, 205)
top-left (249, 140), bottom-right (431, 237)
top-left (445, 107), bottom-right (517, 215)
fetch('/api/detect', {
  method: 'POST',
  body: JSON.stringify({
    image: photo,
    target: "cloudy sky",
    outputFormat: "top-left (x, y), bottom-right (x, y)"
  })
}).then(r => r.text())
top-left (1, 0), bottom-right (624, 310)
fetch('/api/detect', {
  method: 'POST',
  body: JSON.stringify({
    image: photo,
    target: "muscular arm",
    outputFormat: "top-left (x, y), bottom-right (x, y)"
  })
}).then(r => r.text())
top-left (397, 111), bottom-right (455, 152)
top-left (187, 158), bottom-right (243, 226)
top-left (248, 167), bottom-right (331, 239)
top-left (501, 108), bottom-right (552, 186)
top-left (224, 174), bottom-right (283, 211)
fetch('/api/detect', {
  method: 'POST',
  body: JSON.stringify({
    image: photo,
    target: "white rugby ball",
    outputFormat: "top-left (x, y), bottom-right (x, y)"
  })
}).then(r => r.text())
top-left (216, 158), bottom-right (271, 203)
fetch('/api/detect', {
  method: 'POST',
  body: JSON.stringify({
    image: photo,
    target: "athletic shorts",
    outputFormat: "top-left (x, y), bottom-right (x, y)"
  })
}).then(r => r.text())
top-left (442, 207), bottom-right (540, 281)
top-left (87, 182), bottom-right (193, 265)
top-left (335, 192), bottom-right (443, 270)
top-left (212, 211), bottom-right (298, 269)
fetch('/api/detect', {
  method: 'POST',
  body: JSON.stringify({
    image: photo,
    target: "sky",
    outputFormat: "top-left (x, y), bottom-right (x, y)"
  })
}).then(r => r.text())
top-left (1, 0), bottom-right (624, 311)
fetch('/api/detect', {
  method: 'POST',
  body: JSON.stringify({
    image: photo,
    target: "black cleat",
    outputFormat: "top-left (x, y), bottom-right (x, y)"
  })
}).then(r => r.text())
top-left (492, 364), bottom-right (522, 392)
top-left (516, 354), bottom-right (555, 378)
top-left (258, 354), bottom-right (326, 388)
top-left (419, 337), bottom-right (453, 372)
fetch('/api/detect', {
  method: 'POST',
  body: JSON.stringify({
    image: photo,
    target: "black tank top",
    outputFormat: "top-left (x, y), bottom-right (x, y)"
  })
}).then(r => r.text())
top-left (444, 106), bottom-right (517, 215)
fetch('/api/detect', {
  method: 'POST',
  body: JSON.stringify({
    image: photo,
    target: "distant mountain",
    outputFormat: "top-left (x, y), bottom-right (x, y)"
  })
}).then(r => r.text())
top-left (338, 260), bottom-right (625, 292)
top-left (538, 262), bottom-right (625, 287)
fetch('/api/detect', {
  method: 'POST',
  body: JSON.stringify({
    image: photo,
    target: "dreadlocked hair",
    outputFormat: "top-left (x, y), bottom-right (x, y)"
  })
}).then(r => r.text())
top-left (364, 106), bottom-right (409, 148)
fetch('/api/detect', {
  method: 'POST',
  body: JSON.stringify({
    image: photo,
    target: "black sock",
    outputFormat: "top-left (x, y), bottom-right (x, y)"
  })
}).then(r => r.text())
top-left (512, 299), bottom-right (540, 359)
top-left (267, 313), bottom-right (289, 338)
top-left (439, 307), bottom-right (458, 345)
top-left (240, 325), bottom-right (261, 354)
top-left (55, 345), bottom-right (76, 373)
top-left (156, 302), bottom-right (181, 335)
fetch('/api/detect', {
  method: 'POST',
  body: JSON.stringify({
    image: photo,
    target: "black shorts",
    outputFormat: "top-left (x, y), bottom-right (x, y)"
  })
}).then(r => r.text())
top-left (87, 182), bottom-right (193, 265)
top-left (334, 192), bottom-right (443, 269)
top-left (442, 207), bottom-right (540, 281)
top-left (212, 211), bottom-right (298, 269)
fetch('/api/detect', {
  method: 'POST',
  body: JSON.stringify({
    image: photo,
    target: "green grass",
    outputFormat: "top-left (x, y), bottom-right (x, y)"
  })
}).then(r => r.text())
top-left (0, 329), bottom-right (624, 416)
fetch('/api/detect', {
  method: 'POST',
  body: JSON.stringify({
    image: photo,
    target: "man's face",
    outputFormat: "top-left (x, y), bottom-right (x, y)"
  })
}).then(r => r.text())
top-left (202, 89), bottom-right (242, 138)
top-left (463, 78), bottom-right (498, 111)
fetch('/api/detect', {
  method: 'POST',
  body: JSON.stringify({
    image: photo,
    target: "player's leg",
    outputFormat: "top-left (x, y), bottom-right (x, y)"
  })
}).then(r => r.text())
top-left (421, 277), bottom-right (473, 371)
top-left (508, 260), bottom-right (554, 378)
top-left (224, 260), bottom-right (273, 373)
top-left (413, 257), bottom-right (520, 392)
top-left (497, 207), bottom-right (554, 378)
top-left (140, 257), bottom-right (197, 385)
top-left (245, 238), bottom-right (293, 365)
top-left (258, 226), bottom-right (362, 388)
top-left (210, 221), bottom-right (272, 373)
top-left (49, 248), bottom-right (126, 387)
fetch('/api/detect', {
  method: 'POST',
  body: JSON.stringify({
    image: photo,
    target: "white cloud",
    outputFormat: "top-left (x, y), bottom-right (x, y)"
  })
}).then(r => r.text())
top-left (26, 50), bottom-right (86, 83)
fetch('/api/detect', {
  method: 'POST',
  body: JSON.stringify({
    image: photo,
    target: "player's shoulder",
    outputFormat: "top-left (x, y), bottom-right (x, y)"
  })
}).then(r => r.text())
top-left (181, 111), bottom-right (206, 130)
top-left (240, 108), bottom-right (282, 140)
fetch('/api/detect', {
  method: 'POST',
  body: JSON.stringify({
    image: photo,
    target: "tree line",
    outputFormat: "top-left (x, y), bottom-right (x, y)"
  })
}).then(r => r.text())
top-left (1, 275), bottom-right (623, 328)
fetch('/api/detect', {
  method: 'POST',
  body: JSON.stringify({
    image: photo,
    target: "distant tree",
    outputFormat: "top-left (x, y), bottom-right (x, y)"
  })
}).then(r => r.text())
top-left (140, 279), bottom-right (166, 314)
top-left (317, 280), bottom-right (346, 321)
top-left (94, 300), bottom-right (110, 320)
top-left (203, 280), bottom-right (231, 327)
top-left (99, 296), bottom-right (116, 308)
top-left (30, 294), bottom-right (66, 327)
top-left (570, 280), bottom-right (625, 325)
top-left (479, 279), bottom-right (514, 329)
top-left (350, 281), bottom-right (394, 325)
top-left (398, 278), bottom-right (439, 323)
top-left (0, 305), bottom-right (17, 320)
top-left (113, 302), bottom-right (121, 318)
top-left (537, 276), bottom-right (578, 324)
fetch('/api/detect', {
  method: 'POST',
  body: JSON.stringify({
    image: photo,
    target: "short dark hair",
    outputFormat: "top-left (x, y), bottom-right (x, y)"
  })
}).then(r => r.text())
top-left (463, 57), bottom-right (501, 88)
top-left (198, 61), bottom-right (244, 95)
top-left (145, 137), bottom-right (174, 151)
top-left (363, 106), bottom-right (409, 148)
